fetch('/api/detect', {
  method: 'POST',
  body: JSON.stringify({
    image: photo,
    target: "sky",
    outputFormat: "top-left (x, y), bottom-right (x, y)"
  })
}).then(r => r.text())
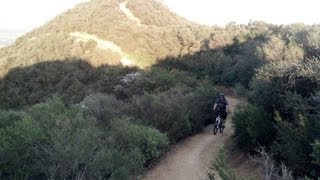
top-left (0, 0), bottom-right (90, 31)
top-left (0, 0), bottom-right (319, 31)
top-left (161, 0), bottom-right (320, 26)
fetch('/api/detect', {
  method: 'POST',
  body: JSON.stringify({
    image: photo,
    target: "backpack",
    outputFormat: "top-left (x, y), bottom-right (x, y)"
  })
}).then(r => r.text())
top-left (216, 99), bottom-right (227, 112)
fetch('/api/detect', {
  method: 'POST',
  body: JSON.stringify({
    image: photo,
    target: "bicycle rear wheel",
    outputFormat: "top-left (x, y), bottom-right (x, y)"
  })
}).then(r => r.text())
top-left (219, 123), bottom-right (224, 133)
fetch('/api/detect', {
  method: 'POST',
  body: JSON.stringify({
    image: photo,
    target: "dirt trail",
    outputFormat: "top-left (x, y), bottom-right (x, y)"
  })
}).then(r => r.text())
top-left (69, 32), bottom-right (136, 67)
top-left (119, 1), bottom-right (142, 25)
top-left (143, 97), bottom-right (240, 180)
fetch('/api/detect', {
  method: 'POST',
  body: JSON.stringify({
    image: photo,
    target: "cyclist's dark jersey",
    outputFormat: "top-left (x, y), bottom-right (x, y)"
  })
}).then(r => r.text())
top-left (215, 98), bottom-right (228, 113)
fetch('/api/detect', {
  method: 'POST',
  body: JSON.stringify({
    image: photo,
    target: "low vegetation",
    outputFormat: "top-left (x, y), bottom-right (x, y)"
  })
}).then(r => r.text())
top-left (208, 148), bottom-right (244, 180)
top-left (0, 97), bottom-right (169, 179)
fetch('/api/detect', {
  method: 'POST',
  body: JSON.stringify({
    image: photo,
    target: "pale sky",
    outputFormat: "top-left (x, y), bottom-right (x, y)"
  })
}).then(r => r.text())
top-left (0, 0), bottom-right (319, 31)
top-left (0, 0), bottom-right (90, 31)
top-left (161, 0), bottom-right (320, 26)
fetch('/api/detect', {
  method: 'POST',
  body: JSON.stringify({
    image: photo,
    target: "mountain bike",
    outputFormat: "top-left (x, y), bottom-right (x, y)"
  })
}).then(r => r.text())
top-left (213, 112), bottom-right (225, 135)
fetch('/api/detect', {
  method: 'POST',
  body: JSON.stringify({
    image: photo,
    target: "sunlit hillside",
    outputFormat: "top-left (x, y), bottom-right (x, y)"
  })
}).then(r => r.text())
top-left (0, 0), bottom-right (218, 75)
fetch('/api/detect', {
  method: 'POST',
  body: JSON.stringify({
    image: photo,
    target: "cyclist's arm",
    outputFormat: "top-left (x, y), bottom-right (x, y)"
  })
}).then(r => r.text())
top-left (213, 103), bottom-right (217, 111)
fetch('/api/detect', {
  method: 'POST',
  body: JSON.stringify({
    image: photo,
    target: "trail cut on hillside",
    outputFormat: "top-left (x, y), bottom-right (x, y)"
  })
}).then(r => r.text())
top-left (69, 32), bottom-right (136, 67)
top-left (119, 1), bottom-right (142, 25)
top-left (143, 97), bottom-right (240, 180)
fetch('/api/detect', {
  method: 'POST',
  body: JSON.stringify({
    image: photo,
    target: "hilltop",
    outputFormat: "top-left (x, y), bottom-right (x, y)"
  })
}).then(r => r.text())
top-left (0, 0), bottom-right (217, 76)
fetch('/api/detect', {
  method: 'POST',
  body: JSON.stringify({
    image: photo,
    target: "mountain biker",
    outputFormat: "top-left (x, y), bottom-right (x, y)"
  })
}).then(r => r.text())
top-left (213, 93), bottom-right (229, 129)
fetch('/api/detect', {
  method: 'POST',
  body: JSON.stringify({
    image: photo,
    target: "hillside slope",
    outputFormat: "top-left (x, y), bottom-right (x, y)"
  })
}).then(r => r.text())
top-left (0, 0), bottom-right (214, 77)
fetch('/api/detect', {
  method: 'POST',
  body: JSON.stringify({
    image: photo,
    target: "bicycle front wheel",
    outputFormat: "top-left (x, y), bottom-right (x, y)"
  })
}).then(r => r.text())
top-left (213, 123), bottom-right (218, 135)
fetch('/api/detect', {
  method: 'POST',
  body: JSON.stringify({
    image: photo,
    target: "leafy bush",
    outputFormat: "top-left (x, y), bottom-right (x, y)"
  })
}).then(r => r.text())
top-left (232, 104), bottom-right (276, 150)
top-left (80, 81), bottom-right (216, 143)
top-left (0, 60), bottom-right (140, 109)
top-left (311, 140), bottom-right (320, 166)
top-left (79, 93), bottom-right (126, 124)
top-left (268, 112), bottom-right (320, 177)
top-left (127, 86), bottom-right (195, 141)
top-left (0, 110), bottom-right (23, 128)
top-left (127, 85), bottom-right (213, 141)
top-left (0, 117), bottom-right (45, 179)
top-left (113, 68), bottom-right (194, 99)
top-left (270, 116), bottom-right (311, 176)
top-left (0, 97), bottom-right (169, 179)
top-left (108, 118), bottom-right (169, 163)
top-left (121, 69), bottom-right (189, 97)
top-left (0, 97), bottom-right (107, 179)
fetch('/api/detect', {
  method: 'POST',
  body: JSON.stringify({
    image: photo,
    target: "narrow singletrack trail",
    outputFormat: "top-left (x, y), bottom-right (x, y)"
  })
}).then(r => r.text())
top-left (143, 97), bottom-right (240, 180)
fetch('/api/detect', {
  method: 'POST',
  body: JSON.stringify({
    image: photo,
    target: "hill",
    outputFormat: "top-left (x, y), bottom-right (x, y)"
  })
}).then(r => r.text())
top-left (0, 0), bottom-right (251, 109)
top-left (0, 0), bottom-right (216, 76)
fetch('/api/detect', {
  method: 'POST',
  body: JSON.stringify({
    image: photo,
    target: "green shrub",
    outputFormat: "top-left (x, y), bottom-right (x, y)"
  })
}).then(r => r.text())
top-left (0, 97), bottom-right (107, 179)
top-left (0, 110), bottom-right (23, 128)
top-left (127, 86), bottom-right (210, 141)
top-left (0, 117), bottom-right (45, 179)
top-left (0, 60), bottom-right (140, 109)
top-left (106, 147), bottom-right (145, 180)
top-left (311, 140), bottom-right (320, 166)
top-left (270, 116), bottom-right (310, 176)
top-left (0, 97), bottom-right (171, 179)
top-left (108, 118), bottom-right (169, 163)
top-left (192, 80), bottom-right (219, 127)
top-left (232, 104), bottom-right (276, 150)
top-left (267, 113), bottom-right (320, 177)
top-left (249, 76), bottom-right (283, 113)
top-left (79, 93), bottom-right (126, 124)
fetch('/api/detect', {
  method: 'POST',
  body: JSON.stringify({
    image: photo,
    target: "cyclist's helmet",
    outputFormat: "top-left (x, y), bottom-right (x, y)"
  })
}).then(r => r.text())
top-left (219, 93), bottom-right (225, 98)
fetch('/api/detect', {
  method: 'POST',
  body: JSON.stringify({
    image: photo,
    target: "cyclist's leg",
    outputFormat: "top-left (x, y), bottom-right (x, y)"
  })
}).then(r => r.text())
top-left (222, 112), bottom-right (227, 127)
top-left (213, 111), bottom-right (218, 124)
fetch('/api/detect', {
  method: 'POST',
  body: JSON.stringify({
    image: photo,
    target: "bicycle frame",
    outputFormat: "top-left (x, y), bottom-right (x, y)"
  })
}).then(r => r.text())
top-left (213, 114), bottom-right (221, 135)
top-left (213, 111), bottom-right (226, 135)
top-left (215, 115), bottom-right (221, 127)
